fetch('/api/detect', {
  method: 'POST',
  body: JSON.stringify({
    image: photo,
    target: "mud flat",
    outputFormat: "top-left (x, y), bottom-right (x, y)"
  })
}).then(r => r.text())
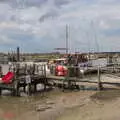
top-left (0, 88), bottom-right (120, 120)
top-left (0, 89), bottom-right (94, 120)
top-left (56, 90), bottom-right (120, 120)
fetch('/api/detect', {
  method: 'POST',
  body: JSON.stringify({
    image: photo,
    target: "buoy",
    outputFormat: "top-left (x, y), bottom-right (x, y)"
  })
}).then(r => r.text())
top-left (55, 65), bottom-right (68, 76)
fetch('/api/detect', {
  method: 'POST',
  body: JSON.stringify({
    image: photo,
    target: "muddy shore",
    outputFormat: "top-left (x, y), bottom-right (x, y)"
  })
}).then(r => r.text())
top-left (0, 89), bottom-right (120, 120)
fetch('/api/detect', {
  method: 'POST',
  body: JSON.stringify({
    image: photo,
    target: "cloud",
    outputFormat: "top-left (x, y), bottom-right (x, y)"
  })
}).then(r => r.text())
top-left (39, 10), bottom-right (58, 22)
top-left (0, 35), bottom-right (17, 45)
top-left (0, 0), bottom-right (120, 52)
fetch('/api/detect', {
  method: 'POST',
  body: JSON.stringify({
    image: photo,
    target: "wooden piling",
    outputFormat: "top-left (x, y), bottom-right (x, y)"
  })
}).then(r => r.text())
top-left (13, 81), bottom-right (20, 96)
top-left (28, 83), bottom-right (31, 96)
top-left (34, 83), bottom-right (37, 93)
top-left (0, 88), bottom-right (2, 95)
top-left (23, 86), bottom-right (26, 93)
top-left (97, 66), bottom-right (103, 90)
top-left (43, 65), bottom-right (47, 91)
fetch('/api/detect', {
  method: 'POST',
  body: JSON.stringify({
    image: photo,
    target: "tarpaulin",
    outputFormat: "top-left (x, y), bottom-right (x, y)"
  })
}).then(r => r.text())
top-left (2, 72), bottom-right (14, 84)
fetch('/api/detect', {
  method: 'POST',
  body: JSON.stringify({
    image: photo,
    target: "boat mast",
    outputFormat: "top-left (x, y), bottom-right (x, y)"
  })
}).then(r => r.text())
top-left (91, 21), bottom-right (99, 53)
top-left (66, 24), bottom-right (69, 54)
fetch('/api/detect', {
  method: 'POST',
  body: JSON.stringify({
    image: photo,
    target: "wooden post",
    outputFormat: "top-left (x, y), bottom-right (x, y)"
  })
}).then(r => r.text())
top-left (0, 88), bottom-right (2, 96)
top-left (23, 85), bottom-right (26, 93)
top-left (16, 83), bottom-right (20, 96)
top-left (44, 65), bottom-right (46, 77)
top-left (25, 74), bottom-right (32, 96)
top-left (28, 83), bottom-right (31, 96)
top-left (44, 65), bottom-right (47, 91)
top-left (25, 64), bottom-right (27, 75)
top-left (14, 63), bottom-right (20, 96)
top-left (97, 66), bottom-right (103, 90)
top-left (62, 81), bottom-right (65, 92)
top-left (34, 83), bottom-right (37, 93)
top-left (32, 64), bottom-right (35, 74)
top-left (13, 81), bottom-right (20, 96)
top-left (66, 66), bottom-right (70, 90)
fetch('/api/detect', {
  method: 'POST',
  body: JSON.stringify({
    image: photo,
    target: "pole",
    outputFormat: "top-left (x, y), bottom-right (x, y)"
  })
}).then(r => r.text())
top-left (17, 47), bottom-right (20, 62)
top-left (97, 66), bottom-right (103, 90)
top-left (66, 24), bottom-right (69, 54)
top-left (91, 20), bottom-right (99, 53)
top-left (44, 64), bottom-right (47, 91)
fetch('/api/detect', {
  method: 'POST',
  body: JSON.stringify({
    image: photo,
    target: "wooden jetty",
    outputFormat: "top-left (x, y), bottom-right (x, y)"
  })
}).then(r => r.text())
top-left (0, 63), bottom-right (120, 96)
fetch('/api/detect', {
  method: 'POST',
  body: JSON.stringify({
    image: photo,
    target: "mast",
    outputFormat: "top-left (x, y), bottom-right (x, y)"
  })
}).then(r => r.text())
top-left (66, 24), bottom-right (69, 54)
top-left (91, 20), bottom-right (99, 53)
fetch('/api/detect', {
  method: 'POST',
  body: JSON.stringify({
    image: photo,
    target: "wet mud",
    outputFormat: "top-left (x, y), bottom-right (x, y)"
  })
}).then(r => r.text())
top-left (0, 89), bottom-right (120, 120)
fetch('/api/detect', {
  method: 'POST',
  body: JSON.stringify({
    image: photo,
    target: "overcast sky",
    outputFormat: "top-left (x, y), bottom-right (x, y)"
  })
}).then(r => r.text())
top-left (0, 0), bottom-right (120, 53)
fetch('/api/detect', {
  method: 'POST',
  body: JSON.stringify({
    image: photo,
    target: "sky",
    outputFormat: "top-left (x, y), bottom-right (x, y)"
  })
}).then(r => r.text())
top-left (0, 0), bottom-right (120, 53)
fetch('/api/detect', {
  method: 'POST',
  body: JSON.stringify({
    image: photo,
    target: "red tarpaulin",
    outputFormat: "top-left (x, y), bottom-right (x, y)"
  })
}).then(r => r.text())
top-left (2, 72), bottom-right (14, 84)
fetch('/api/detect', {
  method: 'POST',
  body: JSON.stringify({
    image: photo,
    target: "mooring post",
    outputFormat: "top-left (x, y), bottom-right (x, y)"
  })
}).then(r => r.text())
top-left (44, 64), bottom-right (47, 91)
top-left (33, 64), bottom-right (35, 74)
top-left (25, 64), bottom-right (27, 74)
top-left (23, 85), bottom-right (26, 93)
top-left (28, 83), bottom-right (31, 96)
top-left (26, 73), bottom-right (32, 96)
top-left (34, 83), bottom-right (37, 93)
top-left (14, 63), bottom-right (20, 96)
top-left (97, 66), bottom-right (103, 90)
top-left (15, 81), bottom-right (20, 96)
top-left (0, 88), bottom-right (2, 96)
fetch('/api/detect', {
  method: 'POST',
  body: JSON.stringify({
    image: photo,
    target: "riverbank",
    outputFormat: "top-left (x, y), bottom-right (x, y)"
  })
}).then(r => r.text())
top-left (56, 90), bottom-right (120, 120)
top-left (0, 89), bottom-right (94, 120)
top-left (0, 89), bottom-right (120, 120)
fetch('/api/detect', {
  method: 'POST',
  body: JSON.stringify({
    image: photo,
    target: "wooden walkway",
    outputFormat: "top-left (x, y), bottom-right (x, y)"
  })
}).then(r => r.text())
top-left (0, 65), bottom-right (120, 96)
